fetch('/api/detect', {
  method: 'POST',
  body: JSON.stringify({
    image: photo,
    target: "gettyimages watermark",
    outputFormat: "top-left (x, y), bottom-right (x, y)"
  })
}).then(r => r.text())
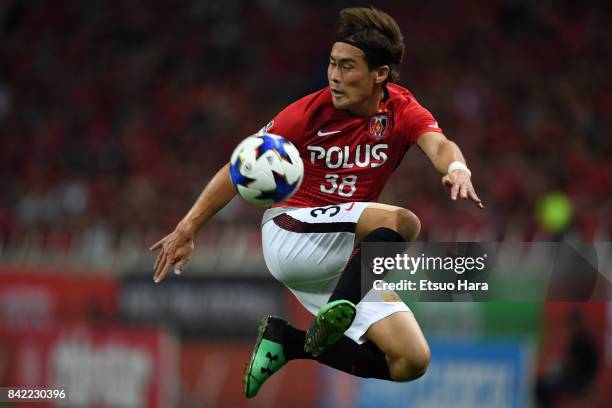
top-left (361, 242), bottom-right (612, 302)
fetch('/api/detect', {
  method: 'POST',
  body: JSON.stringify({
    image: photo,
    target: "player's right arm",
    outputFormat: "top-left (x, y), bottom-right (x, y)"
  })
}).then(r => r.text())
top-left (150, 163), bottom-right (236, 283)
top-left (149, 94), bottom-right (312, 283)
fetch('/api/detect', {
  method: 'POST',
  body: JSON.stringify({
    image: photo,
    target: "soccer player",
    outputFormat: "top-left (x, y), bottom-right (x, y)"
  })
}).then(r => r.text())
top-left (150, 7), bottom-right (483, 398)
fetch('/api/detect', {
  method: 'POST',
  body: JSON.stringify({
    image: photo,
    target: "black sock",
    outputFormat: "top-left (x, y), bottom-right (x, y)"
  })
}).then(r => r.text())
top-left (318, 336), bottom-right (391, 380)
top-left (282, 323), bottom-right (311, 360)
top-left (282, 325), bottom-right (391, 380)
top-left (329, 227), bottom-right (404, 305)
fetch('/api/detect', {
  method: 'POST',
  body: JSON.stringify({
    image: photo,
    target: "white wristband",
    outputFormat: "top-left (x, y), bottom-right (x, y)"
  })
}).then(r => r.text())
top-left (447, 161), bottom-right (471, 177)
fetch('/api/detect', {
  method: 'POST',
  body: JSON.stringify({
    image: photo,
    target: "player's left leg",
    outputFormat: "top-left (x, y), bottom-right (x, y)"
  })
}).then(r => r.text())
top-left (365, 311), bottom-right (430, 381)
top-left (246, 203), bottom-right (427, 397)
top-left (243, 316), bottom-right (290, 398)
top-left (244, 309), bottom-right (429, 399)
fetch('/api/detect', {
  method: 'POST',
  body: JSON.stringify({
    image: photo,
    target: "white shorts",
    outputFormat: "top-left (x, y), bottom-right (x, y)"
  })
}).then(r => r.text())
top-left (261, 202), bottom-right (411, 344)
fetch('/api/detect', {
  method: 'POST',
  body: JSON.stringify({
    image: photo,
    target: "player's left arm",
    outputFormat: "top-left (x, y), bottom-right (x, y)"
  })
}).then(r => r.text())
top-left (416, 131), bottom-right (484, 209)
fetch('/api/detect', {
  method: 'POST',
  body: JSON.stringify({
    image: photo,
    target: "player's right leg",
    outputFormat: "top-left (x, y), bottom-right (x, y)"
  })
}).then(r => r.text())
top-left (266, 203), bottom-right (372, 357)
top-left (304, 203), bottom-right (421, 355)
top-left (354, 203), bottom-right (421, 243)
top-left (304, 298), bottom-right (357, 357)
top-left (244, 203), bottom-right (368, 397)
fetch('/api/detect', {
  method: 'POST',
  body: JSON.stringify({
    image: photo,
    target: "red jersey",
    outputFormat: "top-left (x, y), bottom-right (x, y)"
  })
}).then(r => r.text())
top-left (266, 83), bottom-right (443, 208)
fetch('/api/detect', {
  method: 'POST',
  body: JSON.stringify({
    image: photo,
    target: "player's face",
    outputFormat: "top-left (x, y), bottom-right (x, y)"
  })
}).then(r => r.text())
top-left (328, 42), bottom-right (382, 115)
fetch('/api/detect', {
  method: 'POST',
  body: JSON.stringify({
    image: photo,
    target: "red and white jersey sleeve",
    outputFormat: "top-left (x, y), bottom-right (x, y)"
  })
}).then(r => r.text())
top-left (259, 93), bottom-right (315, 146)
top-left (397, 95), bottom-right (443, 144)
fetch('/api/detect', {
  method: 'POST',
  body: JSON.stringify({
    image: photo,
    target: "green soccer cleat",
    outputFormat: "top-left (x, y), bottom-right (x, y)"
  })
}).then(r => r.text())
top-left (304, 299), bottom-right (356, 357)
top-left (243, 316), bottom-right (288, 398)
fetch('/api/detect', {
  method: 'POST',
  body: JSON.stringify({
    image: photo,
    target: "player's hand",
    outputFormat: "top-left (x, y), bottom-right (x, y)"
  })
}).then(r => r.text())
top-left (149, 228), bottom-right (195, 283)
top-left (442, 169), bottom-right (484, 209)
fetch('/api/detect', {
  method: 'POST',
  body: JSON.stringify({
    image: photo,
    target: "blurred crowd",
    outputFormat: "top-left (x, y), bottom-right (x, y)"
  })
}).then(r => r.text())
top-left (0, 0), bottom-right (610, 264)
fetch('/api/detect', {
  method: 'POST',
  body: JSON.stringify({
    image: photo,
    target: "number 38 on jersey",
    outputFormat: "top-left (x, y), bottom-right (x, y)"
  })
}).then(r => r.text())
top-left (307, 143), bottom-right (388, 198)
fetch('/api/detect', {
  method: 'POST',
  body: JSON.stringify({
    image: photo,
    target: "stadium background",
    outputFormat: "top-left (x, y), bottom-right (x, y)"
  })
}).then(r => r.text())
top-left (0, 0), bottom-right (610, 407)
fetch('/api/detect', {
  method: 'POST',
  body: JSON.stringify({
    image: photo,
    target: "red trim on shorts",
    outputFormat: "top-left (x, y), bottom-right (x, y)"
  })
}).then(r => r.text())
top-left (273, 213), bottom-right (356, 233)
top-left (347, 246), bottom-right (361, 263)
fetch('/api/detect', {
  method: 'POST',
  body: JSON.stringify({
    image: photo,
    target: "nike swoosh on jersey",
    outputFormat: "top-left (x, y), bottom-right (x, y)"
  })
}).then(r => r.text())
top-left (317, 130), bottom-right (342, 136)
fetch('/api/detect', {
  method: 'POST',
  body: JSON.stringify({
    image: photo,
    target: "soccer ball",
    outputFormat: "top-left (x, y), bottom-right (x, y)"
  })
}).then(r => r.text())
top-left (229, 133), bottom-right (304, 206)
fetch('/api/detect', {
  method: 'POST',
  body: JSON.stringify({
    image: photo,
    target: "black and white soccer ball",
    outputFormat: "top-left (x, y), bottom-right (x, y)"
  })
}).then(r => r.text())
top-left (229, 133), bottom-right (303, 206)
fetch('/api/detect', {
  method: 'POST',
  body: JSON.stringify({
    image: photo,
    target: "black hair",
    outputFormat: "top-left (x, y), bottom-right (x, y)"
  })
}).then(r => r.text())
top-left (335, 7), bottom-right (405, 83)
